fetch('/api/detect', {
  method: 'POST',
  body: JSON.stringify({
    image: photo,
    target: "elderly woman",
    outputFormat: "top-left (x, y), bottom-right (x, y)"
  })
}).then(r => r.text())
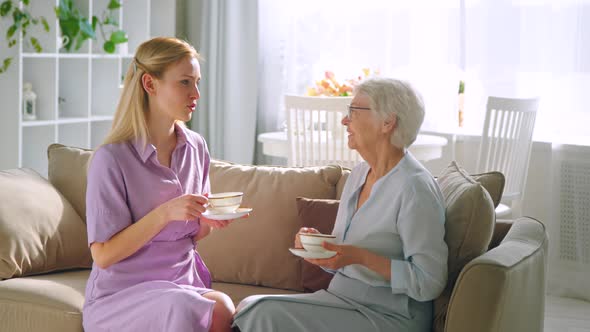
top-left (232, 78), bottom-right (448, 331)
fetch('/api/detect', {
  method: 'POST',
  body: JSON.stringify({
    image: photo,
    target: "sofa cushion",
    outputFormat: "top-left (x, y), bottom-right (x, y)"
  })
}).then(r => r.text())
top-left (0, 168), bottom-right (92, 279)
top-left (335, 169), bottom-right (350, 200)
top-left (471, 171), bottom-right (505, 208)
top-left (198, 160), bottom-right (343, 291)
top-left (0, 269), bottom-right (89, 331)
top-left (295, 197), bottom-right (339, 292)
top-left (47, 144), bottom-right (93, 222)
top-left (433, 161), bottom-right (496, 332)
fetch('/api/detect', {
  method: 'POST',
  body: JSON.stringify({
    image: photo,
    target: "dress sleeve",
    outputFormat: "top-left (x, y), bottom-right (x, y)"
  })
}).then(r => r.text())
top-left (199, 134), bottom-right (211, 195)
top-left (389, 177), bottom-right (448, 301)
top-left (86, 147), bottom-right (132, 245)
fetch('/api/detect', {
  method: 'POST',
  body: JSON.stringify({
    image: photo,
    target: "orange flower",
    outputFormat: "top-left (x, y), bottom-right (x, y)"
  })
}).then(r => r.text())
top-left (306, 69), bottom-right (379, 97)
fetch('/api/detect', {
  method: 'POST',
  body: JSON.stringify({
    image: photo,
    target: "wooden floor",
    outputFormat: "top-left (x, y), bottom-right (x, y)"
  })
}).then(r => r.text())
top-left (545, 295), bottom-right (590, 332)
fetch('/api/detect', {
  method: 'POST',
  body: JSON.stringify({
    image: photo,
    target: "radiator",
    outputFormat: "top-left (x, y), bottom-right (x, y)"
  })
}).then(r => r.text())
top-left (548, 144), bottom-right (590, 301)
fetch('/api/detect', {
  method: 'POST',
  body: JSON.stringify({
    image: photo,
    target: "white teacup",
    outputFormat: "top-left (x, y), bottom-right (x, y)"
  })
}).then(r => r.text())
top-left (208, 192), bottom-right (243, 214)
top-left (57, 35), bottom-right (69, 49)
top-left (299, 233), bottom-right (336, 252)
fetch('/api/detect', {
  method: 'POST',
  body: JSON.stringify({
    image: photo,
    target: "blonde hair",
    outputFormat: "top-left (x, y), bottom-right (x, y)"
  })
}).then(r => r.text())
top-left (102, 37), bottom-right (201, 147)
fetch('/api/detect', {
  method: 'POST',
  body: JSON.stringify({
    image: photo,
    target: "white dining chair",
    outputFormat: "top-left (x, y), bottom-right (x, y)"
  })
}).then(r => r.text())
top-left (285, 95), bottom-right (362, 168)
top-left (476, 96), bottom-right (540, 218)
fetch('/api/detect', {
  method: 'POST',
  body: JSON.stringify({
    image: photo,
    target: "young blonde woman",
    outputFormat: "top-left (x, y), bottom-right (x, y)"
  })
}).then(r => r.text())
top-left (82, 37), bottom-right (238, 332)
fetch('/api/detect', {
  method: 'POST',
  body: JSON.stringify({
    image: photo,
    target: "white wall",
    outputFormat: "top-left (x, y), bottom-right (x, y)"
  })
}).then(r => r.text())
top-left (0, 17), bottom-right (20, 171)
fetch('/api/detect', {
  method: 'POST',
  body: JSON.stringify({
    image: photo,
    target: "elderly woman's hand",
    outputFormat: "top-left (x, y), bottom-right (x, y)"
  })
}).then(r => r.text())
top-left (304, 242), bottom-right (367, 270)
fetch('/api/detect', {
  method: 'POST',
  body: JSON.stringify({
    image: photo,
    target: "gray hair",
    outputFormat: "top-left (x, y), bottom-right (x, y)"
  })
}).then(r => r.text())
top-left (354, 78), bottom-right (425, 149)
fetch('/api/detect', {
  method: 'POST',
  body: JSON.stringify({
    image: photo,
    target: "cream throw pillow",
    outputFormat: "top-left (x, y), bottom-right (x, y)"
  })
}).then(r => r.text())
top-left (0, 168), bottom-right (92, 279)
top-left (47, 144), bottom-right (93, 223)
top-left (471, 171), bottom-right (505, 208)
top-left (198, 160), bottom-right (343, 291)
top-left (433, 161), bottom-right (496, 332)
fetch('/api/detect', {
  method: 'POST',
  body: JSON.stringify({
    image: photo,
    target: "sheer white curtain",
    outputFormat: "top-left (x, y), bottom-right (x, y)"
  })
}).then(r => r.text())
top-left (258, 0), bottom-right (590, 141)
top-left (256, 0), bottom-right (462, 163)
top-left (187, 0), bottom-right (258, 164)
top-left (465, 0), bottom-right (590, 300)
top-left (464, 0), bottom-right (590, 143)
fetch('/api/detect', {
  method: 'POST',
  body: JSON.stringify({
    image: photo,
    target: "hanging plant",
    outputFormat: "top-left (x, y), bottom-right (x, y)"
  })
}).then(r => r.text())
top-left (55, 0), bottom-right (127, 53)
top-left (0, 0), bottom-right (50, 74)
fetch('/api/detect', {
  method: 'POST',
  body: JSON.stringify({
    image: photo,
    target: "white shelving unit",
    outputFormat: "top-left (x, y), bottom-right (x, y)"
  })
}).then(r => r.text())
top-left (0, 0), bottom-right (176, 176)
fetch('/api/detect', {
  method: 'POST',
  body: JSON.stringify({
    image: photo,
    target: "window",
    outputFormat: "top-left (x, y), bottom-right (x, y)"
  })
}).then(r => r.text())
top-left (259, 0), bottom-right (590, 144)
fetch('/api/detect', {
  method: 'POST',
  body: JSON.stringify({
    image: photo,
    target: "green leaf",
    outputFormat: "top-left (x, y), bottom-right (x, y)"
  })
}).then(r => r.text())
top-left (23, 0), bottom-right (29, 5)
top-left (21, 9), bottom-right (30, 21)
top-left (103, 15), bottom-right (119, 27)
top-left (12, 8), bottom-right (23, 25)
top-left (0, 57), bottom-right (13, 74)
top-left (0, 1), bottom-right (12, 17)
top-left (74, 35), bottom-right (85, 50)
top-left (59, 17), bottom-right (79, 51)
top-left (6, 24), bottom-right (16, 39)
top-left (8, 39), bottom-right (16, 47)
top-left (79, 19), bottom-right (95, 39)
top-left (103, 40), bottom-right (115, 53)
top-left (30, 37), bottom-right (42, 53)
top-left (110, 30), bottom-right (127, 44)
top-left (41, 17), bottom-right (49, 32)
top-left (107, 0), bottom-right (121, 10)
top-left (92, 15), bottom-right (98, 31)
top-left (55, 0), bottom-right (71, 19)
top-left (61, 0), bottom-right (72, 11)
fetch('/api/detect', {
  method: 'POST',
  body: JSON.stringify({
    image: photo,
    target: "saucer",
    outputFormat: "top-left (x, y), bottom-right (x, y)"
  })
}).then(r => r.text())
top-left (202, 207), bottom-right (252, 221)
top-left (289, 248), bottom-right (337, 259)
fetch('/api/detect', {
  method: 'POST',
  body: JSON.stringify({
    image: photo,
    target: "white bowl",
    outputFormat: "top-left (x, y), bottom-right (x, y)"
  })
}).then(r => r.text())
top-left (208, 192), bottom-right (243, 214)
top-left (299, 233), bottom-right (336, 252)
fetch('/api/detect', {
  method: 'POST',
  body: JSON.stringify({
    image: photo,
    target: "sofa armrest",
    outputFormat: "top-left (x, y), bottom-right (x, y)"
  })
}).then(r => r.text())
top-left (445, 217), bottom-right (548, 332)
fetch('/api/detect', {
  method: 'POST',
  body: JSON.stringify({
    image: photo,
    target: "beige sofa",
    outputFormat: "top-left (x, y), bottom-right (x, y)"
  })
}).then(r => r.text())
top-left (0, 144), bottom-right (548, 332)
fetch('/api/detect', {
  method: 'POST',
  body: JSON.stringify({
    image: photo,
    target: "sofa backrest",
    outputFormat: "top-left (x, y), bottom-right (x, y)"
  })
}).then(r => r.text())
top-left (199, 160), bottom-right (344, 291)
top-left (46, 144), bottom-right (346, 291)
top-left (47, 144), bottom-right (93, 223)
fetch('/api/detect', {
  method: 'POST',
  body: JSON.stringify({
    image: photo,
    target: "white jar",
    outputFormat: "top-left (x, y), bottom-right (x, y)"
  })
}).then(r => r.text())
top-left (22, 82), bottom-right (37, 121)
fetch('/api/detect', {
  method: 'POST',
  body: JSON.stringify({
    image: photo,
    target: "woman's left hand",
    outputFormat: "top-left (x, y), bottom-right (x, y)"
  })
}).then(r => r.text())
top-left (200, 216), bottom-right (231, 229)
top-left (304, 242), bottom-right (366, 270)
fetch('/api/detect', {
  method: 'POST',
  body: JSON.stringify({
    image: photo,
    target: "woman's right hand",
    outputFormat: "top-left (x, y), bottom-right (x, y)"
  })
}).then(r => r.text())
top-left (294, 227), bottom-right (320, 249)
top-left (157, 194), bottom-right (208, 224)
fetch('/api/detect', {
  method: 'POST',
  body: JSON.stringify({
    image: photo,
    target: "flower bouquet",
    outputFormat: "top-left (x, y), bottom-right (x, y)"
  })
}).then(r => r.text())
top-left (306, 69), bottom-right (379, 97)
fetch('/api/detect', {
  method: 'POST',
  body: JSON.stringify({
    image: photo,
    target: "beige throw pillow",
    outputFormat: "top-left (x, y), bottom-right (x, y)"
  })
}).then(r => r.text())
top-left (198, 160), bottom-right (343, 291)
top-left (0, 168), bottom-right (92, 279)
top-left (47, 144), bottom-right (93, 223)
top-left (471, 171), bottom-right (505, 208)
top-left (433, 161), bottom-right (496, 332)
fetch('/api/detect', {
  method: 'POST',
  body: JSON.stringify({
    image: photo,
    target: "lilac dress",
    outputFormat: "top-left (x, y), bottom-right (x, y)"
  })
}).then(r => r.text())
top-left (82, 124), bottom-right (216, 332)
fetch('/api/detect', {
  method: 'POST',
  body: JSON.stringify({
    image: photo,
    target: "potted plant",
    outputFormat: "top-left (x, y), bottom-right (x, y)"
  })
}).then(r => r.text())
top-left (0, 0), bottom-right (50, 74)
top-left (55, 0), bottom-right (127, 53)
top-left (458, 80), bottom-right (465, 127)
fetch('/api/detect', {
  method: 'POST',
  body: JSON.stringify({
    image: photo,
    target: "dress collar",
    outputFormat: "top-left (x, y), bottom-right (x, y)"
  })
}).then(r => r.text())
top-left (131, 122), bottom-right (195, 163)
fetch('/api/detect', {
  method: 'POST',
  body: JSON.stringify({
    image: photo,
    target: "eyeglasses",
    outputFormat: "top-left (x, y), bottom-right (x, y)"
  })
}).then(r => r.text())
top-left (347, 104), bottom-right (371, 119)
